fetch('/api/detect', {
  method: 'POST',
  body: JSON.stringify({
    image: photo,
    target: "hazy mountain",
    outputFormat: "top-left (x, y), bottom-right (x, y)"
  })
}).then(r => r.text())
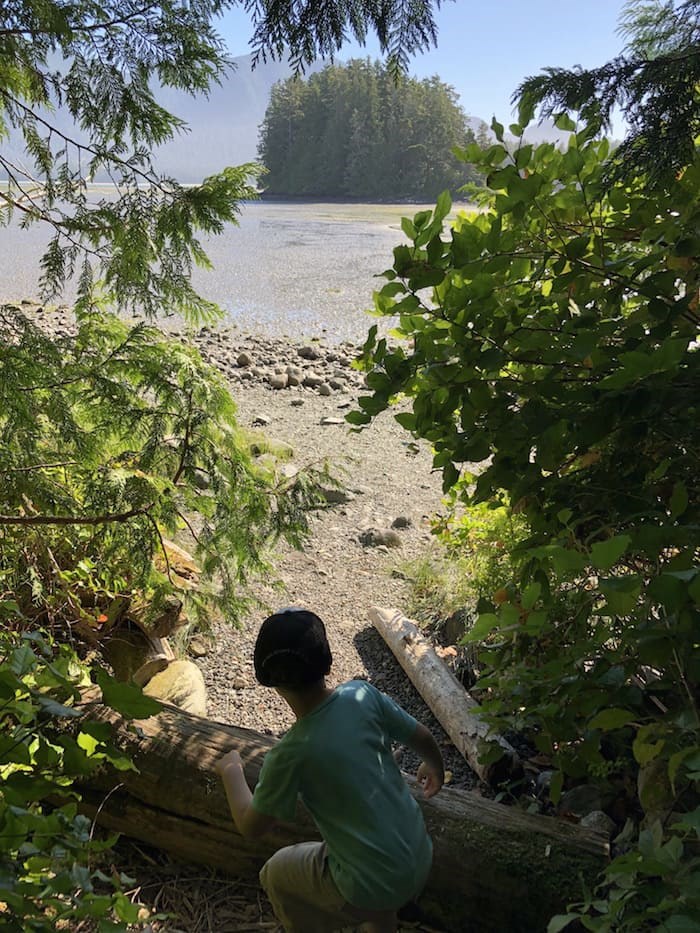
top-left (1, 54), bottom-right (574, 185)
top-left (153, 54), bottom-right (324, 180)
top-left (0, 54), bottom-right (320, 184)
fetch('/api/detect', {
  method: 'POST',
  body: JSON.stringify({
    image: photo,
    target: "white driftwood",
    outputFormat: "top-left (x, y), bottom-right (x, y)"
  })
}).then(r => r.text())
top-left (369, 606), bottom-right (520, 784)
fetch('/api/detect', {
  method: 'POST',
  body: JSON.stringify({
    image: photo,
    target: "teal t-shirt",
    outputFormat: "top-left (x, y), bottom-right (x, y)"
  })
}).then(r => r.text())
top-left (251, 680), bottom-right (433, 910)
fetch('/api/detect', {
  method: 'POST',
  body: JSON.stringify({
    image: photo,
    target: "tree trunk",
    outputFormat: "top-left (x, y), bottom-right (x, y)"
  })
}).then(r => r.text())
top-left (369, 606), bottom-right (520, 784)
top-left (77, 701), bottom-right (608, 932)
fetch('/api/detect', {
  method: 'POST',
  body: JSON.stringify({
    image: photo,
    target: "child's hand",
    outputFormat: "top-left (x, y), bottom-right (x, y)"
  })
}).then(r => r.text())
top-left (214, 749), bottom-right (243, 777)
top-left (416, 761), bottom-right (444, 798)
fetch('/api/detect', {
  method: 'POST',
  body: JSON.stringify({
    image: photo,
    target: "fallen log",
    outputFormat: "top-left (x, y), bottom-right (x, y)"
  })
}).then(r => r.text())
top-left (77, 701), bottom-right (608, 932)
top-left (369, 606), bottom-right (520, 785)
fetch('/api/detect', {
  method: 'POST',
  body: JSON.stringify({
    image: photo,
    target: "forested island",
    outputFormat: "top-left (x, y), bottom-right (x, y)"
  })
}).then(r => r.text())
top-left (257, 59), bottom-right (483, 200)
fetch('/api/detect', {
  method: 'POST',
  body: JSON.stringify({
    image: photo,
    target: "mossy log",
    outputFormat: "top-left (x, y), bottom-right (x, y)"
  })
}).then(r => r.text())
top-left (369, 606), bottom-right (520, 784)
top-left (78, 701), bottom-right (608, 932)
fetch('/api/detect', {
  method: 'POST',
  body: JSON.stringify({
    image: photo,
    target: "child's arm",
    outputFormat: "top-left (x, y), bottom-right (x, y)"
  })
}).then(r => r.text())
top-left (406, 723), bottom-right (445, 798)
top-left (215, 750), bottom-right (279, 839)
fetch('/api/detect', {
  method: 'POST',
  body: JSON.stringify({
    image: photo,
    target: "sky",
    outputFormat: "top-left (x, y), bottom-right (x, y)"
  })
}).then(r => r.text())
top-left (217, 0), bottom-right (630, 129)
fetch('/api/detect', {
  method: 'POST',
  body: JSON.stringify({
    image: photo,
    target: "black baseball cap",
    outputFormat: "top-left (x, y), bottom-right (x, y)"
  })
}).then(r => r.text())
top-left (254, 608), bottom-right (332, 688)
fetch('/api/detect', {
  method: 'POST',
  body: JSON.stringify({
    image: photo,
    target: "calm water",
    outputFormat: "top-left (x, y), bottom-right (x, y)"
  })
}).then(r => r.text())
top-left (0, 200), bottom-right (457, 343)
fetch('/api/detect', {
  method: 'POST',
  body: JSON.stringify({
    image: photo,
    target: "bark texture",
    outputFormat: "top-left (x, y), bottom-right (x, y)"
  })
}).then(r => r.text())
top-left (78, 701), bottom-right (608, 932)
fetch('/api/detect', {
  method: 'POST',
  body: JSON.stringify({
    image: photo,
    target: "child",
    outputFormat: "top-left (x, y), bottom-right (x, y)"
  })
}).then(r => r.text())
top-left (215, 607), bottom-right (445, 933)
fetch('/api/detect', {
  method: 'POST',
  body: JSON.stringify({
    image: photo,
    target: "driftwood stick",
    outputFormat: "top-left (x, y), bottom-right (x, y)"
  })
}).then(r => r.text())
top-left (369, 606), bottom-right (520, 784)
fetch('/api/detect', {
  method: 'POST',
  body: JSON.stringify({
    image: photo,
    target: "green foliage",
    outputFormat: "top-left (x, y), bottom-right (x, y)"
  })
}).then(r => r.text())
top-left (0, 626), bottom-right (161, 930)
top-left (0, 305), bottom-right (328, 632)
top-left (354, 116), bottom-right (700, 929)
top-left (257, 59), bottom-right (481, 200)
top-left (516, 0), bottom-right (700, 186)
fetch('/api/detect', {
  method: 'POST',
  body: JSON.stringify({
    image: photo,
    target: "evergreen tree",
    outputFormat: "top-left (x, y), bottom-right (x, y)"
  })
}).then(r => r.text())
top-left (258, 60), bottom-right (481, 200)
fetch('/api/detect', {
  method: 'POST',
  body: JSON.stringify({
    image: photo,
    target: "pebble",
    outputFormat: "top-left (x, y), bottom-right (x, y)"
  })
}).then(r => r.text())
top-left (320, 417), bottom-right (344, 426)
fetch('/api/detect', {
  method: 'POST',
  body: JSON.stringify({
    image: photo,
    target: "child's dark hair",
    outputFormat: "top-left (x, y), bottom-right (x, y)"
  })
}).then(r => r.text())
top-left (254, 608), bottom-right (332, 688)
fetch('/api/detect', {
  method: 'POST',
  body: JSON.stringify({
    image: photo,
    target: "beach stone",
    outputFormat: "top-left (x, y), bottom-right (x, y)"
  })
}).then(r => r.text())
top-left (581, 811), bottom-right (616, 837)
top-left (328, 378), bottom-right (345, 390)
top-left (391, 515), bottom-right (412, 529)
top-left (252, 414), bottom-right (271, 426)
top-left (144, 659), bottom-right (207, 716)
top-left (298, 345), bottom-right (321, 360)
top-left (318, 383), bottom-right (332, 396)
top-left (359, 527), bottom-right (403, 548)
top-left (319, 485), bottom-right (355, 504)
top-left (290, 398), bottom-right (304, 407)
top-left (268, 372), bottom-right (288, 389)
top-left (303, 372), bottom-right (324, 388)
top-left (559, 784), bottom-right (602, 817)
top-left (188, 635), bottom-right (209, 658)
top-left (320, 417), bottom-right (344, 426)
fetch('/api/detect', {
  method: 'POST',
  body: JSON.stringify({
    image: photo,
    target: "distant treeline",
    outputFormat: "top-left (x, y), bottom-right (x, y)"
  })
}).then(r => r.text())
top-left (257, 60), bottom-right (483, 200)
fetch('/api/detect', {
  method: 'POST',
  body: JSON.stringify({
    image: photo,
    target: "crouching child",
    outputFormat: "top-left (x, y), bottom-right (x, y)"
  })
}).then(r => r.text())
top-left (215, 608), bottom-right (445, 933)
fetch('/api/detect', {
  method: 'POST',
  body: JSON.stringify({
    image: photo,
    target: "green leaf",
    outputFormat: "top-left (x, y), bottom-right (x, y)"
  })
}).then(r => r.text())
top-left (588, 708), bottom-right (635, 731)
top-left (547, 915), bottom-right (579, 933)
top-left (95, 669), bottom-right (162, 719)
top-left (554, 113), bottom-right (576, 132)
top-left (434, 190), bottom-right (452, 223)
top-left (35, 696), bottom-right (82, 718)
top-left (670, 482), bottom-right (688, 519)
top-left (462, 613), bottom-right (499, 643)
top-left (521, 582), bottom-right (541, 610)
top-left (599, 575), bottom-right (642, 615)
top-left (549, 769), bottom-right (564, 805)
top-left (10, 644), bottom-right (36, 676)
top-left (590, 535), bottom-right (631, 571)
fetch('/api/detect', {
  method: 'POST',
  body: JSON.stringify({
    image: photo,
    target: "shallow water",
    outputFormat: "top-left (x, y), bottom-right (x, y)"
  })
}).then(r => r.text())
top-left (0, 199), bottom-right (457, 343)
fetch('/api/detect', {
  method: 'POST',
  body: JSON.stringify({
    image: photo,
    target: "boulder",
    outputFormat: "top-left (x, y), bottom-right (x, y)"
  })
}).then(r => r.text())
top-left (144, 659), bottom-right (207, 717)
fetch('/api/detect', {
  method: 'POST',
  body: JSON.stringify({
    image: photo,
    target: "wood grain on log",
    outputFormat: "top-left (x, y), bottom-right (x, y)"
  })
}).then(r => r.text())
top-left (77, 701), bottom-right (608, 932)
top-left (369, 606), bottom-right (520, 784)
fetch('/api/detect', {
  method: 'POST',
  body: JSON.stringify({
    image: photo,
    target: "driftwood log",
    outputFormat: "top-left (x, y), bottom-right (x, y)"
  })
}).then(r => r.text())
top-left (77, 701), bottom-right (608, 932)
top-left (369, 607), bottom-right (520, 784)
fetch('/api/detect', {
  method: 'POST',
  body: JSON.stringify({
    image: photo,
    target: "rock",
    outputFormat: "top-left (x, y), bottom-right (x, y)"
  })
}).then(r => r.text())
top-left (252, 414), bottom-right (271, 426)
top-left (319, 485), bottom-right (354, 504)
top-left (302, 372), bottom-right (324, 388)
top-left (318, 383), bottom-right (332, 396)
top-left (328, 378), bottom-right (345, 390)
top-left (320, 417), bottom-right (344, 426)
top-left (286, 367), bottom-right (303, 386)
top-left (359, 527), bottom-right (403, 548)
top-left (268, 373), bottom-right (288, 390)
top-left (290, 398), bottom-right (304, 407)
top-left (536, 770), bottom-right (555, 798)
top-left (391, 515), bottom-right (412, 529)
top-left (580, 811), bottom-right (616, 838)
top-left (188, 635), bottom-right (209, 658)
top-left (559, 784), bottom-right (602, 817)
top-left (298, 345), bottom-right (322, 360)
top-left (143, 659), bottom-right (207, 716)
